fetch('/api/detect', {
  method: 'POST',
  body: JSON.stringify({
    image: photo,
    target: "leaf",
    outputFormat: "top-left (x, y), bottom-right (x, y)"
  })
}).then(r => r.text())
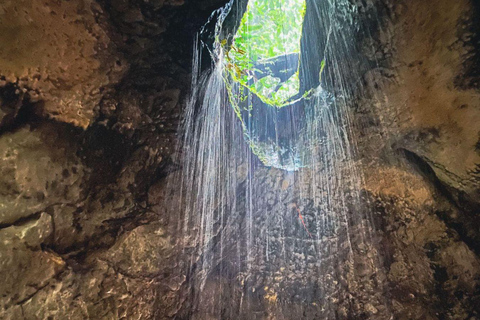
top-left (319, 59), bottom-right (326, 82)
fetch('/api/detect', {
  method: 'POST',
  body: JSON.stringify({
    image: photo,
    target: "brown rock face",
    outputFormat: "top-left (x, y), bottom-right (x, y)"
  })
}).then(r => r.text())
top-left (0, 125), bottom-right (85, 225)
top-left (0, 0), bottom-right (229, 318)
top-left (368, 0), bottom-right (480, 211)
top-left (355, 0), bottom-right (480, 317)
top-left (0, 0), bottom-right (126, 128)
top-left (0, 0), bottom-right (479, 319)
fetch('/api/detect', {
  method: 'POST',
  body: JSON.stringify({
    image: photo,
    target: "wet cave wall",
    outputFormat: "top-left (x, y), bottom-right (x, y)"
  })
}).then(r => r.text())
top-left (0, 0), bottom-right (229, 318)
top-left (0, 0), bottom-right (479, 319)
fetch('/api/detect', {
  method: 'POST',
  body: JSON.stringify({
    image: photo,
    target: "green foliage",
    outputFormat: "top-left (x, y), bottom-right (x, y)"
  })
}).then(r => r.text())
top-left (224, 0), bottom-right (307, 107)
top-left (319, 59), bottom-right (326, 83)
top-left (220, 0), bottom-right (312, 168)
top-left (233, 0), bottom-right (306, 61)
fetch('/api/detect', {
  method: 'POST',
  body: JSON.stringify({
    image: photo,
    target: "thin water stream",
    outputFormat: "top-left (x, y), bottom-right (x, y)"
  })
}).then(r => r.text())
top-left (171, 0), bottom-right (393, 318)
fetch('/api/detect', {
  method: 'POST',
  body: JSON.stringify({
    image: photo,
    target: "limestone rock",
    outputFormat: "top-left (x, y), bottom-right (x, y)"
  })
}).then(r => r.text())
top-left (0, 213), bottom-right (65, 311)
top-left (0, 0), bottom-right (479, 318)
top-left (0, 0), bottom-right (126, 128)
top-left (0, 125), bottom-right (85, 225)
top-left (106, 222), bottom-right (176, 278)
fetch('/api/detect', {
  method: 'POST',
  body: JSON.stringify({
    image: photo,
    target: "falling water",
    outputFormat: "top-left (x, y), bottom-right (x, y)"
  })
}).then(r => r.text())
top-left (171, 0), bottom-right (393, 318)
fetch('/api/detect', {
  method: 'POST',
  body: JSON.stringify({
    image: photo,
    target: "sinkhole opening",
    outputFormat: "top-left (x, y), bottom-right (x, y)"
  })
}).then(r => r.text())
top-left (199, 0), bottom-right (340, 171)
top-left (225, 0), bottom-right (307, 107)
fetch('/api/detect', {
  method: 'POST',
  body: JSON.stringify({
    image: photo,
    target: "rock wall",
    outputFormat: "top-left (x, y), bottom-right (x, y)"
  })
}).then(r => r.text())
top-left (0, 0), bottom-right (126, 128)
top-left (354, 0), bottom-right (480, 317)
top-left (0, 0), bottom-right (479, 319)
top-left (0, 0), bottom-right (227, 318)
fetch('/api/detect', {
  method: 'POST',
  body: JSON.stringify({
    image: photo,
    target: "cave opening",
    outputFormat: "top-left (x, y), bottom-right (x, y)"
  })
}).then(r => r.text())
top-left (173, 0), bottom-right (391, 318)
top-left (1, 0), bottom-right (479, 318)
top-left (198, 0), bottom-right (344, 171)
top-left (0, 0), bottom-right (480, 320)
top-left (226, 0), bottom-right (307, 107)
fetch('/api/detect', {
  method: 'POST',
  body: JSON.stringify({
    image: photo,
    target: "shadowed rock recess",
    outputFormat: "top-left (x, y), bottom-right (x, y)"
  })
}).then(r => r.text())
top-left (0, 0), bottom-right (479, 319)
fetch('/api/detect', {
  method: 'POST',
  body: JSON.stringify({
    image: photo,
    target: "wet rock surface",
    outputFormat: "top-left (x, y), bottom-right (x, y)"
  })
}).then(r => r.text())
top-left (0, 0), bottom-right (126, 128)
top-left (0, 125), bottom-right (85, 225)
top-left (0, 0), bottom-right (227, 318)
top-left (0, 0), bottom-right (479, 319)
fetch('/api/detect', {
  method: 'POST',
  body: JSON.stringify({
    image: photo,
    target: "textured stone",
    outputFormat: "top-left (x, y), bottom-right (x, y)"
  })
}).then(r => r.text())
top-left (0, 0), bottom-right (126, 128)
top-left (0, 0), bottom-right (229, 317)
top-left (0, 213), bottom-right (65, 311)
top-left (0, 125), bottom-right (85, 225)
top-left (0, 0), bottom-right (479, 318)
top-left (363, 0), bottom-right (480, 211)
top-left (106, 222), bottom-right (176, 278)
